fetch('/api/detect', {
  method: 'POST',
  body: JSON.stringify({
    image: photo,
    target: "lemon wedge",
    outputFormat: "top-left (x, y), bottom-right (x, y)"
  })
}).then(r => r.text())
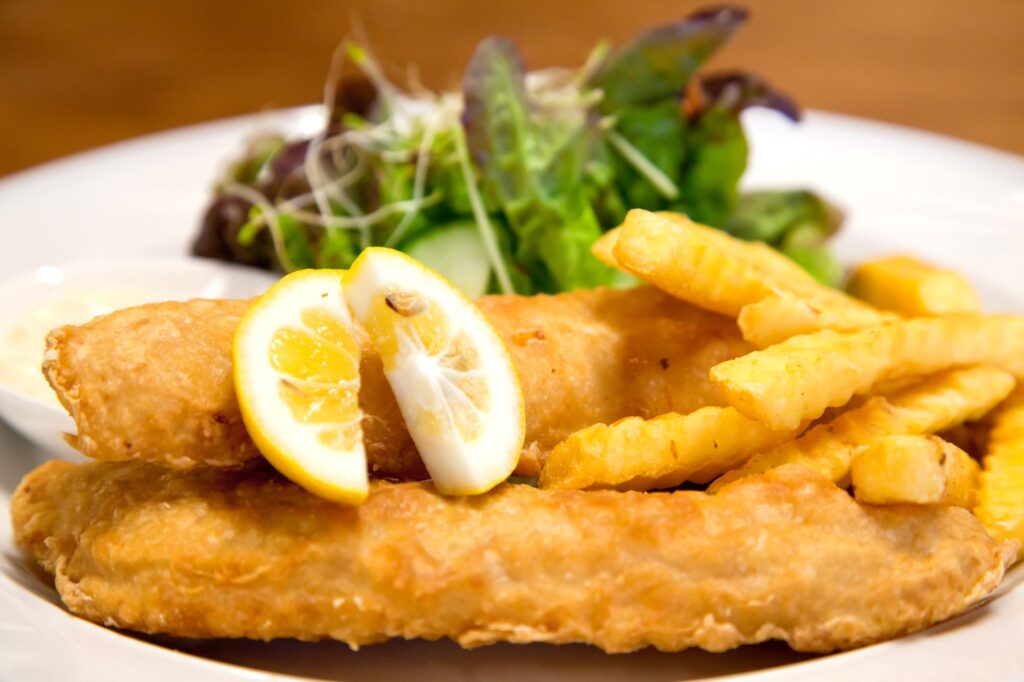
top-left (233, 270), bottom-right (368, 504)
top-left (343, 247), bottom-right (524, 495)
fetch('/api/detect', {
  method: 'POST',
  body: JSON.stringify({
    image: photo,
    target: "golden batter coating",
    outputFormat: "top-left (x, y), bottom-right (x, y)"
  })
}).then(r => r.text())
top-left (43, 286), bottom-right (749, 476)
top-left (43, 298), bottom-right (417, 476)
top-left (44, 299), bottom-right (257, 469)
top-left (479, 286), bottom-right (750, 471)
top-left (12, 461), bottom-right (1014, 653)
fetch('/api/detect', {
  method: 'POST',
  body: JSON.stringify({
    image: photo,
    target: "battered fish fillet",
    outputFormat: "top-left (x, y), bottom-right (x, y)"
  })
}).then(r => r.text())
top-left (43, 286), bottom-right (749, 476)
top-left (12, 461), bottom-right (1014, 653)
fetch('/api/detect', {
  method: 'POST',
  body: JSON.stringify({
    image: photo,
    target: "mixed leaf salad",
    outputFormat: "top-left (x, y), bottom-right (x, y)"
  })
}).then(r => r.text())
top-left (192, 5), bottom-right (842, 297)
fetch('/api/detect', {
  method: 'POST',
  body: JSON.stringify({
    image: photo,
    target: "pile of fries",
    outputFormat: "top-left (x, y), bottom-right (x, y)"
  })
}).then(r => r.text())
top-left (542, 209), bottom-right (1024, 550)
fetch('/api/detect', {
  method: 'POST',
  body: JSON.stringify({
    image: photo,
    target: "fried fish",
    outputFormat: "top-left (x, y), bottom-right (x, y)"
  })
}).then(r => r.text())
top-left (12, 460), bottom-right (1013, 653)
top-left (43, 286), bottom-right (750, 476)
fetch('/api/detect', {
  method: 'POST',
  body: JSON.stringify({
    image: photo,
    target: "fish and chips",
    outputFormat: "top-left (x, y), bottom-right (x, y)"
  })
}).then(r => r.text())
top-left (12, 208), bottom-right (1024, 660)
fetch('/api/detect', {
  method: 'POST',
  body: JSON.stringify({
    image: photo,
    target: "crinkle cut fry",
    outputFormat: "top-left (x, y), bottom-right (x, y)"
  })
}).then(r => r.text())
top-left (975, 387), bottom-right (1024, 551)
top-left (850, 435), bottom-right (979, 507)
top-left (710, 315), bottom-right (1024, 431)
top-left (737, 294), bottom-right (877, 349)
top-left (12, 461), bottom-right (1014, 653)
top-left (605, 210), bottom-right (890, 337)
top-left (848, 255), bottom-right (980, 317)
top-left (539, 406), bottom-right (804, 491)
top-left (709, 366), bottom-right (1014, 492)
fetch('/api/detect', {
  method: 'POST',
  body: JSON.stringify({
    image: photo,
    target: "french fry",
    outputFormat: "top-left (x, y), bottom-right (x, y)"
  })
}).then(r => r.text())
top-left (591, 228), bottom-right (621, 268)
top-left (710, 315), bottom-right (1024, 430)
top-left (658, 212), bottom-right (821, 287)
top-left (975, 388), bottom-right (1024, 549)
top-left (608, 210), bottom-right (889, 341)
top-left (610, 211), bottom-right (770, 317)
top-left (850, 435), bottom-right (979, 507)
top-left (737, 294), bottom-right (874, 348)
top-left (538, 406), bottom-right (803, 491)
top-left (849, 255), bottom-right (980, 316)
top-left (709, 366), bottom-right (1014, 492)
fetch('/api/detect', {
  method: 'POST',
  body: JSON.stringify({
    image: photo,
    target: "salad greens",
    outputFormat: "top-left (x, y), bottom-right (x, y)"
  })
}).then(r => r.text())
top-left (192, 5), bottom-right (843, 296)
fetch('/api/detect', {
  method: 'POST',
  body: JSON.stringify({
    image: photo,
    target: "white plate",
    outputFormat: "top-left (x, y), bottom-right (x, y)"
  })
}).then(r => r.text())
top-left (1, 106), bottom-right (1023, 682)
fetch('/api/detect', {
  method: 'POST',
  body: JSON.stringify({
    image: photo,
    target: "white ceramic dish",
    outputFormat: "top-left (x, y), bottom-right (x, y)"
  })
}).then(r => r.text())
top-left (0, 105), bottom-right (1022, 682)
top-left (0, 258), bottom-right (279, 456)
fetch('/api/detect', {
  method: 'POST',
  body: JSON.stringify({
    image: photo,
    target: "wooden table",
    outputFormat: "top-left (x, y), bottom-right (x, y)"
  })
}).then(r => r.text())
top-left (1, 0), bottom-right (1021, 176)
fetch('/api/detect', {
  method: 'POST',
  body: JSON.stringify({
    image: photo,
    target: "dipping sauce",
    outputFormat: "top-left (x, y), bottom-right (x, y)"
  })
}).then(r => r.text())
top-left (0, 287), bottom-right (149, 406)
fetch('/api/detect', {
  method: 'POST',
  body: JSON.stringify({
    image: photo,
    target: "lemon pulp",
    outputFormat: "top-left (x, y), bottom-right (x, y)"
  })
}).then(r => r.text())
top-left (234, 270), bottom-right (368, 504)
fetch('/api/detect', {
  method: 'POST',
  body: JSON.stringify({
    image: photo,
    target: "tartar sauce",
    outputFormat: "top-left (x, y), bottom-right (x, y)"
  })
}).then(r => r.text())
top-left (0, 287), bottom-right (149, 406)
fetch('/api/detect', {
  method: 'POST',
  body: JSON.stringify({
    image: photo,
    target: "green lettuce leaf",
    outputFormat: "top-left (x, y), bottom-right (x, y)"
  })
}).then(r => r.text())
top-left (780, 242), bottom-right (843, 286)
top-left (673, 107), bottom-right (749, 226)
top-left (316, 228), bottom-right (358, 269)
top-left (727, 189), bottom-right (842, 243)
top-left (696, 71), bottom-right (801, 122)
top-left (462, 37), bottom-right (618, 292)
top-left (608, 99), bottom-right (686, 210)
top-left (277, 213), bottom-right (316, 270)
top-left (587, 6), bottom-right (747, 112)
top-left (728, 190), bottom-right (844, 284)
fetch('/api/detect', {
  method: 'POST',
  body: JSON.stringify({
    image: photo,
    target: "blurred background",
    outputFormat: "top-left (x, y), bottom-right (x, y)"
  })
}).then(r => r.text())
top-left (1, 0), bottom-right (1021, 176)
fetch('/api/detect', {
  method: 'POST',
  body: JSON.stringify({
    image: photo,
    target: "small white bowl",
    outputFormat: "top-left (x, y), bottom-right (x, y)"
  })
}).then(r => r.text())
top-left (0, 257), bottom-right (279, 459)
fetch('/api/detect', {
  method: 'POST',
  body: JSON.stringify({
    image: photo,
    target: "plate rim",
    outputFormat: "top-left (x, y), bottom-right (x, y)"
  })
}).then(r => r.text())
top-left (1, 105), bottom-right (1022, 682)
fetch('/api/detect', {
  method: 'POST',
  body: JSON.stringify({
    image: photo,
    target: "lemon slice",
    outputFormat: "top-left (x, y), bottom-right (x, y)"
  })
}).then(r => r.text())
top-left (343, 247), bottom-right (524, 495)
top-left (233, 270), bottom-right (367, 504)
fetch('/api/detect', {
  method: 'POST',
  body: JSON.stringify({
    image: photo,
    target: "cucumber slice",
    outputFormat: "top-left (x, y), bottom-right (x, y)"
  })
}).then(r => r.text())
top-left (403, 223), bottom-right (492, 299)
